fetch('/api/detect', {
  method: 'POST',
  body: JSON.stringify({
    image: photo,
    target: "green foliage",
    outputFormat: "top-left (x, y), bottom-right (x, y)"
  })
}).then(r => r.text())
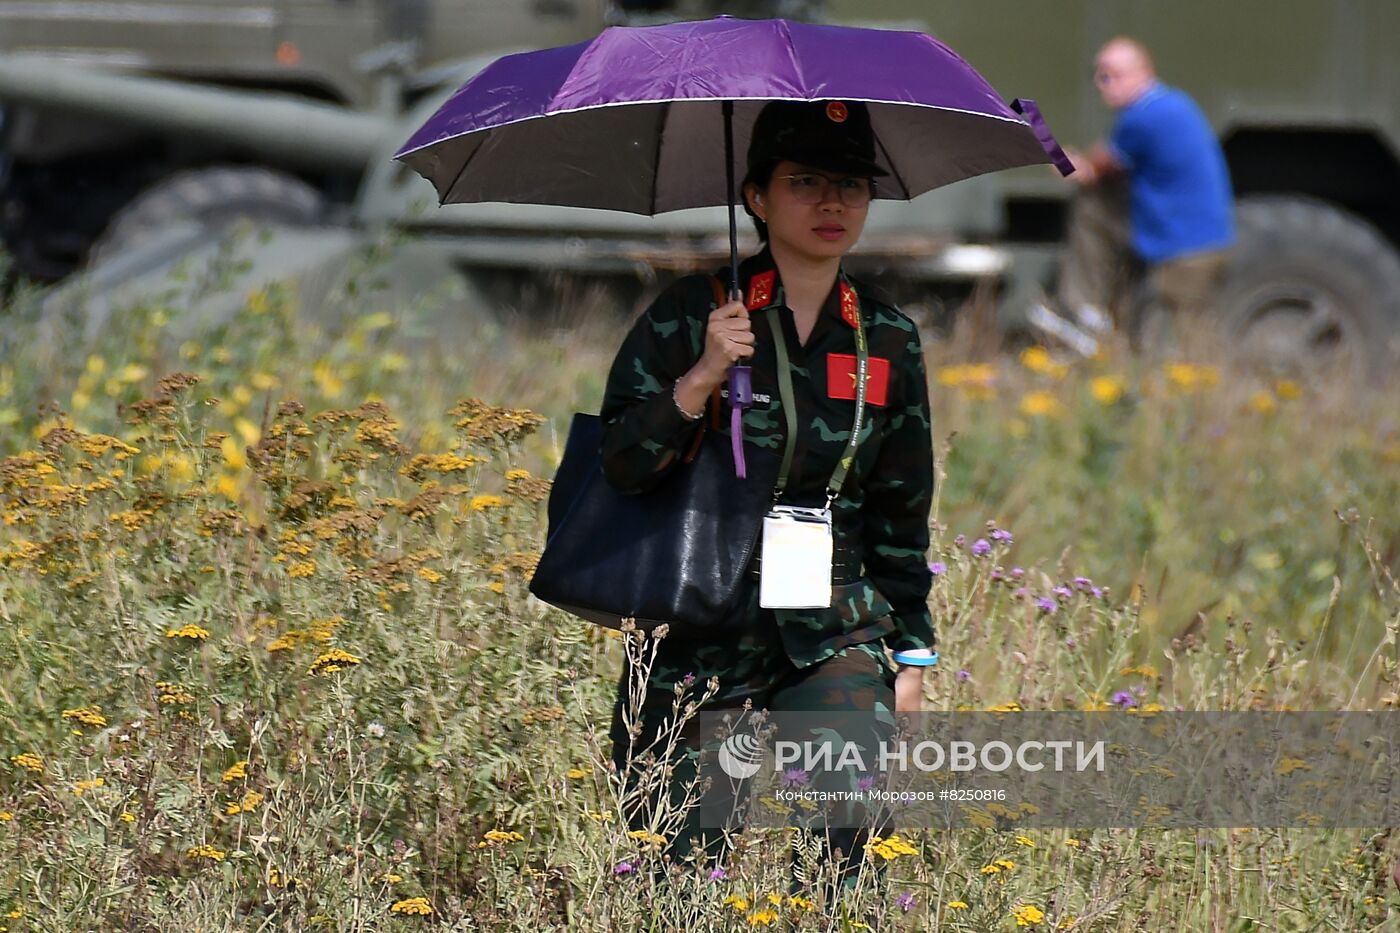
top-left (1, 269), bottom-right (1399, 930)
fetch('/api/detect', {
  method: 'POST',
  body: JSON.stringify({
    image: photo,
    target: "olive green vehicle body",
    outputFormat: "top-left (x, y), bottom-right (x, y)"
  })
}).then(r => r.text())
top-left (0, 0), bottom-right (1396, 368)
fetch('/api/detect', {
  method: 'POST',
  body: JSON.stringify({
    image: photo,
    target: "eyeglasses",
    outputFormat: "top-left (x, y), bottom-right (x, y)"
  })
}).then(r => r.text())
top-left (776, 172), bottom-right (875, 207)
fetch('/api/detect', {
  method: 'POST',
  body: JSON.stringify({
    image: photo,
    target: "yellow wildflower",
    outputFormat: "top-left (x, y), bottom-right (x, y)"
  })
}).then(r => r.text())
top-left (948, 900), bottom-right (969, 909)
top-left (1277, 758), bottom-right (1311, 776)
top-left (566, 766), bottom-right (592, 780)
top-left (469, 494), bottom-right (508, 511)
top-left (72, 777), bottom-right (105, 796)
top-left (120, 811), bottom-right (136, 823)
top-left (308, 648), bottom-right (362, 676)
top-left (627, 828), bottom-right (666, 848)
top-left (11, 752), bottom-right (44, 774)
top-left (1019, 346), bottom-right (1069, 378)
top-left (723, 895), bottom-right (750, 912)
top-left (477, 829), bottom-right (525, 848)
top-left (62, 707), bottom-right (108, 729)
top-left (187, 844), bottom-right (226, 862)
top-left (0, 811), bottom-right (13, 821)
top-left (787, 895), bottom-right (814, 911)
top-left (226, 790), bottom-right (264, 814)
top-left (1014, 904), bottom-right (1045, 926)
top-left (747, 909), bottom-right (779, 926)
top-left (222, 760), bottom-right (248, 782)
top-left (287, 560), bottom-right (317, 578)
top-left (1247, 390), bottom-right (1277, 414)
top-left (417, 566), bottom-right (442, 583)
top-left (1164, 362), bottom-right (1219, 392)
top-left (1089, 375), bottom-right (1125, 405)
top-left (1014, 834), bottom-right (1035, 847)
top-left (1275, 378), bottom-right (1302, 400)
top-left (865, 834), bottom-right (918, 861)
top-left (166, 624), bottom-right (210, 640)
top-left (1018, 390), bottom-right (1064, 418)
top-left (390, 897), bottom-right (433, 916)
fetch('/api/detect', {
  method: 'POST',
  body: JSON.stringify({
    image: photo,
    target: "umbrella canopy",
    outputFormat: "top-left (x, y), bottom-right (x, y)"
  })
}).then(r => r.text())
top-left (393, 16), bottom-right (1071, 214)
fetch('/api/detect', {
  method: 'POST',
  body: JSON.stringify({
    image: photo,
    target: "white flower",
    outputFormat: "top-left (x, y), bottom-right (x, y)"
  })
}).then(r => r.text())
top-left (367, 721), bottom-right (386, 739)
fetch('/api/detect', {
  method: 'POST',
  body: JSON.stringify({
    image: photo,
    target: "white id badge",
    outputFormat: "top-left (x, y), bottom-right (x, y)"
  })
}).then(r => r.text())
top-left (758, 505), bottom-right (833, 609)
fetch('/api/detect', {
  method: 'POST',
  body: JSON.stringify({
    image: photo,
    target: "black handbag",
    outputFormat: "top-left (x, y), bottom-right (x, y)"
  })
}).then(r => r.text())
top-left (529, 410), bottom-right (781, 632)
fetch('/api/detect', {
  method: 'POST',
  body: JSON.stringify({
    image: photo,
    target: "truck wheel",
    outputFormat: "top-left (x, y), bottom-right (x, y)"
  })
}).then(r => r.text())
top-left (87, 166), bottom-right (324, 267)
top-left (1214, 195), bottom-right (1400, 379)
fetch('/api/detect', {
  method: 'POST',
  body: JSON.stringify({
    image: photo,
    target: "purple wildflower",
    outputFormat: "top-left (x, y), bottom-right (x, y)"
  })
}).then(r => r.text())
top-left (857, 774), bottom-right (877, 791)
top-left (680, 672), bottom-right (696, 688)
top-left (971, 538), bottom-right (991, 557)
top-left (990, 528), bottom-right (1014, 544)
top-left (928, 560), bottom-right (947, 576)
top-left (1091, 585), bottom-right (1104, 599)
top-left (1013, 587), bottom-right (1030, 600)
top-left (1036, 596), bottom-right (1058, 614)
top-left (1073, 576), bottom-right (1093, 590)
top-left (1052, 585), bottom-right (1073, 599)
top-left (782, 768), bottom-right (810, 788)
top-left (956, 669), bottom-right (971, 683)
top-left (708, 866), bottom-right (727, 881)
top-left (614, 860), bottom-right (636, 876)
top-left (1131, 684), bottom-right (1147, 697)
top-left (1011, 567), bottom-right (1025, 579)
top-left (953, 534), bottom-right (966, 548)
top-left (1064, 636), bottom-right (1077, 649)
top-left (1111, 690), bottom-right (1137, 709)
top-left (897, 892), bottom-right (917, 912)
top-left (990, 567), bottom-right (1004, 581)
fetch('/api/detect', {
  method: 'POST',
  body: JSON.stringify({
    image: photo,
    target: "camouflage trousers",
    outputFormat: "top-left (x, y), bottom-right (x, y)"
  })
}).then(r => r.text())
top-left (608, 576), bottom-right (899, 891)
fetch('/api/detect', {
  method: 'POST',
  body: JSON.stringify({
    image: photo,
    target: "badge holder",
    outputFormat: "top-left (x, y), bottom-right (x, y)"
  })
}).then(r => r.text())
top-left (759, 504), bottom-right (834, 608)
top-left (757, 298), bottom-right (869, 610)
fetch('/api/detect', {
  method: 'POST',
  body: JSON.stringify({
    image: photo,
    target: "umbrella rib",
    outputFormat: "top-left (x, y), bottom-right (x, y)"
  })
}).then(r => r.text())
top-left (872, 124), bottom-right (911, 200)
top-left (649, 99), bottom-right (672, 216)
top-left (438, 136), bottom-right (488, 207)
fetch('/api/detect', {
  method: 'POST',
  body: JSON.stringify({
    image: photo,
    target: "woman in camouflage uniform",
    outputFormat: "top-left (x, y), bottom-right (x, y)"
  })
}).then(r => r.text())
top-left (600, 99), bottom-right (937, 887)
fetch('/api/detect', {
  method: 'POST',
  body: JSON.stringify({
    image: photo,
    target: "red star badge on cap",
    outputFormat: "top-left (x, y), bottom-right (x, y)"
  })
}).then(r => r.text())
top-left (839, 280), bottom-right (860, 328)
top-left (826, 101), bottom-right (849, 123)
top-left (746, 270), bottom-right (775, 311)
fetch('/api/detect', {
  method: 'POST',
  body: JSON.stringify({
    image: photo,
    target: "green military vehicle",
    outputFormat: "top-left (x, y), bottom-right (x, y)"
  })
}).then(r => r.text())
top-left (1, 0), bottom-right (1397, 374)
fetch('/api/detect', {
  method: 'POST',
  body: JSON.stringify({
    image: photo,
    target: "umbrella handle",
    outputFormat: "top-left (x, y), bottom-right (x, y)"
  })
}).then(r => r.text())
top-left (721, 98), bottom-right (751, 478)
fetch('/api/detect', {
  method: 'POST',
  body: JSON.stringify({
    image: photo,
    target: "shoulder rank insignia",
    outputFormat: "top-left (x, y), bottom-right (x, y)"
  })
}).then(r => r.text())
top-left (839, 280), bottom-right (860, 328)
top-left (746, 270), bottom-right (775, 311)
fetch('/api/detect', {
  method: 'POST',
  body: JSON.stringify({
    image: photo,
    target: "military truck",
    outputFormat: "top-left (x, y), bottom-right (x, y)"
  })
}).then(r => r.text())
top-left (1, 0), bottom-right (1397, 374)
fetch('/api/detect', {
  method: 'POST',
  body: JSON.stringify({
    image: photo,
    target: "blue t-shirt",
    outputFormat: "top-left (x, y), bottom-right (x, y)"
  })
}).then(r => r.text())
top-left (1108, 83), bottom-right (1235, 263)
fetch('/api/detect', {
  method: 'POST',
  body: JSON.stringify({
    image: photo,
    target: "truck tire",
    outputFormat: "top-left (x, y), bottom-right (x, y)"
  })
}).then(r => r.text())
top-left (87, 166), bottom-right (324, 268)
top-left (1213, 195), bottom-right (1400, 379)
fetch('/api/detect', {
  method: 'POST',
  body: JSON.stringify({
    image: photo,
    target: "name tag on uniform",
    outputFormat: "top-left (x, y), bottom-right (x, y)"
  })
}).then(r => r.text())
top-left (759, 505), bottom-right (833, 609)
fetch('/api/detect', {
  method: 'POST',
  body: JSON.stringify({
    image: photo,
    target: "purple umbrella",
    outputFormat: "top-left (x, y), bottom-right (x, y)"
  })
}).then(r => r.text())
top-left (393, 15), bottom-right (1071, 474)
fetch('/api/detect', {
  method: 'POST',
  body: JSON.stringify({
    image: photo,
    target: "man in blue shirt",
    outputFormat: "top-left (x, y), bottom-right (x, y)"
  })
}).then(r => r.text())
top-left (1056, 37), bottom-right (1235, 351)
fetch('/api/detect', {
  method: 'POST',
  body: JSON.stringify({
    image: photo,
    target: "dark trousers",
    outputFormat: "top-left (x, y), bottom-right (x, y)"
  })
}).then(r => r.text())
top-left (608, 606), bottom-right (898, 891)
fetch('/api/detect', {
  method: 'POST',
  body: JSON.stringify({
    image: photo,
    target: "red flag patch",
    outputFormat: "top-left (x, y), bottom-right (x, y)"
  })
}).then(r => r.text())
top-left (746, 270), bottom-right (775, 311)
top-left (827, 353), bottom-right (890, 407)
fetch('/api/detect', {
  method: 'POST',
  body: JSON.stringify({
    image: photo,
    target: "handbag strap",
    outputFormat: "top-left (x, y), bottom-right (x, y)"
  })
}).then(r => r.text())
top-left (764, 284), bottom-right (868, 508)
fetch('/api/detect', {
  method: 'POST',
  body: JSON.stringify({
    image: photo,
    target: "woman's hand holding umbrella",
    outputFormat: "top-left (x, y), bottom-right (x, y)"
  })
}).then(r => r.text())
top-left (674, 296), bottom-right (755, 414)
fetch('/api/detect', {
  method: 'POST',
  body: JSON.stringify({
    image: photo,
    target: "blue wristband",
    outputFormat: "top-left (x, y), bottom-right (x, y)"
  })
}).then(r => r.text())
top-left (892, 649), bottom-right (939, 667)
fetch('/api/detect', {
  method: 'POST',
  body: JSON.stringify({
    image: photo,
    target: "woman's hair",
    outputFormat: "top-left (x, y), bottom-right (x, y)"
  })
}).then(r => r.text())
top-left (741, 159), bottom-right (779, 243)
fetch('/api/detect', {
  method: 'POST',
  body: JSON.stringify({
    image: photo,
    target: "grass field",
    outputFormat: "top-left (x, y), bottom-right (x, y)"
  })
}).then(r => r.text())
top-left (2, 246), bottom-right (1399, 931)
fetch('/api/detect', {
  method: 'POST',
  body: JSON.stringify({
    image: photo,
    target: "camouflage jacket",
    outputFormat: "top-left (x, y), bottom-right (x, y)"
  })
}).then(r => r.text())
top-left (599, 247), bottom-right (936, 667)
